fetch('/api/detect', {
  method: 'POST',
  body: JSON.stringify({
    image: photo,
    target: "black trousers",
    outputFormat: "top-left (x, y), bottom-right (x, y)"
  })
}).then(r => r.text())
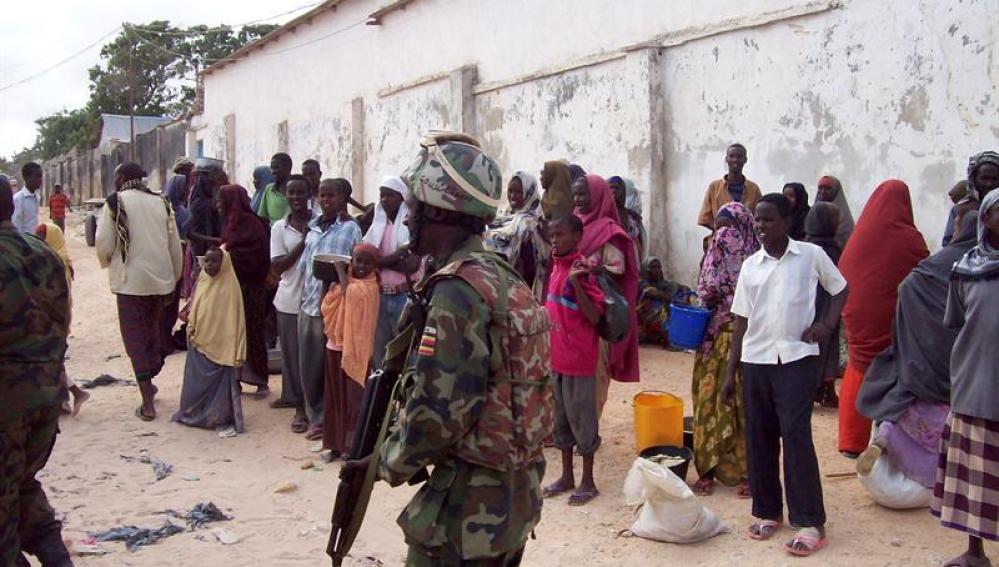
top-left (742, 356), bottom-right (826, 528)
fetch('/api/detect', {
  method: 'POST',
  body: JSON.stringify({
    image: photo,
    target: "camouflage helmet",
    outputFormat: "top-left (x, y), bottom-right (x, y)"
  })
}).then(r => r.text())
top-left (403, 131), bottom-right (503, 219)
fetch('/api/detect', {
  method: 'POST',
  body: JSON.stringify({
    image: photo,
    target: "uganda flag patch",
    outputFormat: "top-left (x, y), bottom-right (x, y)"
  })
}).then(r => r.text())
top-left (418, 326), bottom-right (437, 357)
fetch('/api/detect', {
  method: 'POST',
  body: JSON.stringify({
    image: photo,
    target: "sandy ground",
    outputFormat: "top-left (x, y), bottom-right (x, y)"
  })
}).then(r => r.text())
top-left (40, 209), bottom-right (995, 566)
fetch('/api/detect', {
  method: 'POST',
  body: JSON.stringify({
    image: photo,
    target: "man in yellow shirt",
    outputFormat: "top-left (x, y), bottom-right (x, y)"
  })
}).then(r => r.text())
top-left (697, 144), bottom-right (762, 230)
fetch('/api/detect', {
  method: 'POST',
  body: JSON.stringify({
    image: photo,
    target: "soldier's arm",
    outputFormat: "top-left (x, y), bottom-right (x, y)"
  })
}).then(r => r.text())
top-left (378, 279), bottom-right (490, 486)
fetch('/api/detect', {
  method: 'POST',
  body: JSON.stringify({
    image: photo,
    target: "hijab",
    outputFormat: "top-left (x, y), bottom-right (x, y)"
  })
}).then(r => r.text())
top-left (541, 161), bottom-right (573, 218)
top-left (485, 171), bottom-right (543, 269)
top-left (952, 189), bottom-right (999, 280)
top-left (186, 175), bottom-right (222, 243)
top-left (784, 182), bottom-right (810, 240)
top-left (568, 163), bottom-right (587, 183)
top-left (187, 250), bottom-right (246, 367)
top-left (219, 184), bottom-right (272, 284)
top-left (575, 174), bottom-right (641, 383)
top-left (805, 201), bottom-right (842, 263)
top-left (34, 222), bottom-right (71, 273)
top-left (363, 175), bottom-right (411, 251)
top-left (818, 175), bottom-right (855, 248)
top-left (250, 165), bottom-right (274, 214)
top-left (163, 174), bottom-right (190, 233)
top-left (839, 179), bottom-right (929, 372)
top-left (697, 201), bottom-right (759, 353)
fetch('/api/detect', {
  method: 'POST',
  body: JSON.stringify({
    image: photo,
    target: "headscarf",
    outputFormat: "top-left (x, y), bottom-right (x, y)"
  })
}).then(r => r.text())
top-left (363, 175), bottom-right (412, 251)
top-left (486, 171), bottom-right (543, 268)
top-left (541, 160), bottom-right (573, 218)
top-left (568, 164), bottom-right (587, 183)
top-left (321, 243), bottom-right (381, 384)
top-left (784, 182), bottom-right (810, 240)
top-left (187, 250), bottom-right (246, 367)
top-left (818, 175), bottom-right (855, 249)
top-left (172, 157), bottom-right (194, 174)
top-left (250, 165), bottom-right (274, 214)
top-left (856, 207), bottom-right (978, 423)
top-left (218, 185), bottom-right (272, 284)
top-left (804, 201), bottom-right (842, 263)
top-left (952, 189), bottom-right (999, 280)
top-left (34, 222), bottom-right (71, 273)
top-left (575, 174), bottom-right (640, 383)
top-left (839, 179), bottom-right (929, 372)
top-left (965, 150), bottom-right (999, 202)
top-left (185, 175), bottom-right (222, 248)
top-left (163, 174), bottom-right (190, 234)
top-left (697, 201), bottom-right (759, 354)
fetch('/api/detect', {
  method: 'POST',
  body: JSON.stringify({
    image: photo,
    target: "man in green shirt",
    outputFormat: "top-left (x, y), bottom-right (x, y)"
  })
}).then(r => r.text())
top-left (258, 152), bottom-right (294, 224)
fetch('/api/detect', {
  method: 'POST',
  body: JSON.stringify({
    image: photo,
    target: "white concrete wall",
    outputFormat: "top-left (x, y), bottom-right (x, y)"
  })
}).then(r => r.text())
top-left (192, 0), bottom-right (999, 283)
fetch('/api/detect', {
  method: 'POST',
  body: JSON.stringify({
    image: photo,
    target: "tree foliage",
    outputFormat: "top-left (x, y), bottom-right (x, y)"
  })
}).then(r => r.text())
top-left (24, 21), bottom-right (277, 160)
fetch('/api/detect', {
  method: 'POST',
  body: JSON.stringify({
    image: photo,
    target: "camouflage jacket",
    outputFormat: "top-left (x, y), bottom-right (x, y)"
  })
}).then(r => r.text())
top-left (0, 228), bottom-right (70, 427)
top-left (378, 237), bottom-right (552, 560)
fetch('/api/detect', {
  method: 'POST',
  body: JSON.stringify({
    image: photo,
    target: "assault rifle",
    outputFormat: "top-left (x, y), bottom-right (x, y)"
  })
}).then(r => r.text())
top-left (326, 293), bottom-right (427, 566)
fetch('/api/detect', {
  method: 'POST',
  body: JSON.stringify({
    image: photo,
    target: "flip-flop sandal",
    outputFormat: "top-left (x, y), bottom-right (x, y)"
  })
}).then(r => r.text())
top-left (543, 483), bottom-right (574, 499)
top-left (747, 519), bottom-right (781, 541)
top-left (783, 527), bottom-right (827, 557)
top-left (693, 478), bottom-right (715, 496)
top-left (134, 407), bottom-right (155, 422)
top-left (737, 481), bottom-right (752, 499)
top-left (567, 489), bottom-right (599, 506)
top-left (291, 416), bottom-right (308, 434)
top-left (305, 427), bottom-right (324, 441)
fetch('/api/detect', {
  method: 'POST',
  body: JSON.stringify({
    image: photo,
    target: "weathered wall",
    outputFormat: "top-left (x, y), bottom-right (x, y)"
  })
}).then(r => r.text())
top-left (192, 0), bottom-right (999, 282)
top-left (660, 0), bottom-right (999, 281)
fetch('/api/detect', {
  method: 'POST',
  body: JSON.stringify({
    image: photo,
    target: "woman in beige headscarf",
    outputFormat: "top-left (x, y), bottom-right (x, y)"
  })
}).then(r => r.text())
top-left (172, 247), bottom-right (246, 434)
top-left (540, 161), bottom-right (574, 219)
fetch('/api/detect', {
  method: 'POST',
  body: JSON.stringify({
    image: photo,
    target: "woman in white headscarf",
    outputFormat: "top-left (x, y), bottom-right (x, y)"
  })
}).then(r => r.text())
top-left (485, 171), bottom-right (550, 300)
top-left (363, 175), bottom-right (422, 367)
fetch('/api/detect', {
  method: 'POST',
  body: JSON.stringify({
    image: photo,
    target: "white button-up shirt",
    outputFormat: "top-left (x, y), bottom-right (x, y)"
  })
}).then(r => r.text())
top-left (731, 238), bottom-right (847, 365)
top-left (270, 213), bottom-right (315, 315)
top-left (12, 188), bottom-right (40, 233)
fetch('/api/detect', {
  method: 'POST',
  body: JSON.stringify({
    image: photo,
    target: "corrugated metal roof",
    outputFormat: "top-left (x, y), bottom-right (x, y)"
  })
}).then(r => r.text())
top-left (99, 113), bottom-right (172, 150)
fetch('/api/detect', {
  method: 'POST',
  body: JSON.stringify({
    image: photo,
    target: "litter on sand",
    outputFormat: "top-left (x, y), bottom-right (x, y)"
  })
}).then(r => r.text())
top-left (91, 521), bottom-right (185, 551)
top-left (162, 501), bottom-right (232, 528)
top-left (81, 374), bottom-right (132, 389)
top-left (121, 453), bottom-right (173, 481)
top-left (212, 527), bottom-right (240, 545)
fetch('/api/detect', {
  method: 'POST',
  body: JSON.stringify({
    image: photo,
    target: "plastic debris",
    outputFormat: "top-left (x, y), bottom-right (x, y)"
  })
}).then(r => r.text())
top-left (81, 374), bottom-right (132, 389)
top-left (163, 502), bottom-right (232, 528)
top-left (212, 527), bottom-right (240, 545)
top-left (121, 453), bottom-right (173, 481)
top-left (273, 481), bottom-right (298, 494)
top-left (183, 473), bottom-right (201, 482)
top-left (91, 521), bottom-right (185, 551)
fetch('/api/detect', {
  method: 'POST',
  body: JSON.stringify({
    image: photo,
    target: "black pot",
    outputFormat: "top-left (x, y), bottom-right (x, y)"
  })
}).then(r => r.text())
top-left (639, 445), bottom-right (693, 481)
top-left (312, 254), bottom-right (349, 284)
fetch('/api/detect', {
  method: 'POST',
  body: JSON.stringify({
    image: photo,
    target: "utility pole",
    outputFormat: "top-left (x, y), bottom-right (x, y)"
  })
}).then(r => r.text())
top-left (126, 23), bottom-right (136, 160)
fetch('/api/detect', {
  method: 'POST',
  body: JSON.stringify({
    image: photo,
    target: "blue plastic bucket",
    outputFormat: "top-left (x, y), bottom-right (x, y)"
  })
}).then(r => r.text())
top-left (668, 304), bottom-right (712, 349)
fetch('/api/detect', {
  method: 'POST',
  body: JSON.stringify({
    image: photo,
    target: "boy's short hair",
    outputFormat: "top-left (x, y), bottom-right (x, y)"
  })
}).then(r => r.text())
top-left (21, 161), bottom-right (42, 178)
top-left (759, 193), bottom-right (792, 219)
top-left (287, 174), bottom-right (309, 186)
top-left (271, 153), bottom-right (292, 167)
top-left (550, 213), bottom-right (584, 235)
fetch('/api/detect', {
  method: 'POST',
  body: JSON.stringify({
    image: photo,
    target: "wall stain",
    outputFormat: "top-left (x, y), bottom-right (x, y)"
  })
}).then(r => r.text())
top-left (898, 85), bottom-right (930, 131)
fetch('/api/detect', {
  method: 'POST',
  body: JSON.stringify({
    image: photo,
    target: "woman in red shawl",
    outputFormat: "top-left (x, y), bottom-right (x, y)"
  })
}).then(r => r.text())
top-left (572, 174), bottom-right (640, 415)
top-left (218, 184), bottom-right (273, 395)
top-left (838, 180), bottom-right (928, 456)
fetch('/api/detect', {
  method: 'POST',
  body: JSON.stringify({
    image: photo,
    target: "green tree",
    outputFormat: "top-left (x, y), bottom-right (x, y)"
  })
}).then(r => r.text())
top-left (33, 108), bottom-right (99, 159)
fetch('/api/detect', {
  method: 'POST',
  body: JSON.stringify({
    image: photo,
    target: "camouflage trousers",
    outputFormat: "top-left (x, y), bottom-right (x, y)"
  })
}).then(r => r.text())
top-left (0, 404), bottom-right (72, 567)
top-left (405, 545), bottom-right (525, 566)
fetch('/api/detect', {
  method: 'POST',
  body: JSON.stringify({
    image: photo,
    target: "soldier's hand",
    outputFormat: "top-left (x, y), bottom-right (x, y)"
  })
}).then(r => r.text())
top-left (340, 455), bottom-right (372, 478)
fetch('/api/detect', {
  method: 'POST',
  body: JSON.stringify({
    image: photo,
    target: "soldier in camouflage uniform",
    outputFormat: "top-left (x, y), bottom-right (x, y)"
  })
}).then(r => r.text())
top-left (367, 132), bottom-right (554, 566)
top-left (0, 175), bottom-right (74, 567)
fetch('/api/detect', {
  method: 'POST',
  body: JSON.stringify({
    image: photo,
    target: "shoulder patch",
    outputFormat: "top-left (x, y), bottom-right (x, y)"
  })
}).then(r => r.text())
top-left (418, 325), bottom-right (437, 357)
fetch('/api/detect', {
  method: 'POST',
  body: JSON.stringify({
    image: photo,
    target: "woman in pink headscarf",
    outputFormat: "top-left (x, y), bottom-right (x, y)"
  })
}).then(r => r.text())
top-left (572, 174), bottom-right (641, 415)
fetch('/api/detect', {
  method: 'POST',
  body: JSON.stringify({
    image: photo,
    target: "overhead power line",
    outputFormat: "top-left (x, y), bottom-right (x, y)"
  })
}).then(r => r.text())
top-left (127, 1), bottom-right (324, 37)
top-left (0, 27), bottom-right (121, 93)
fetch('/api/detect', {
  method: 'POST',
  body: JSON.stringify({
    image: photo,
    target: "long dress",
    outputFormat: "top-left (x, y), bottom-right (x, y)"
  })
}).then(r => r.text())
top-left (691, 202), bottom-right (758, 484)
top-left (172, 250), bottom-right (246, 433)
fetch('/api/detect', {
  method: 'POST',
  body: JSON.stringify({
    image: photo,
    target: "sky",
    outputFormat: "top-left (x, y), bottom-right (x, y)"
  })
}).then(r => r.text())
top-left (0, 0), bottom-right (320, 158)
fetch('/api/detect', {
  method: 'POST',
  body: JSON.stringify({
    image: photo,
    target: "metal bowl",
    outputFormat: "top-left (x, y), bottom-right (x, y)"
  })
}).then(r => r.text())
top-left (312, 253), bottom-right (350, 283)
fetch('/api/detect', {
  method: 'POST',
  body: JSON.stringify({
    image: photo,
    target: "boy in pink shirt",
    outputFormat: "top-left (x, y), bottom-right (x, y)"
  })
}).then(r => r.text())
top-left (542, 214), bottom-right (605, 506)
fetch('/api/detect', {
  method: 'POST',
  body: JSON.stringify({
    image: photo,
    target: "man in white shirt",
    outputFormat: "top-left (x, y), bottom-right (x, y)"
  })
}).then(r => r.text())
top-left (11, 162), bottom-right (42, 233)
top-left (268, 175), bottom-right (314, 434)
top-left (724, 193), bottom-right (847, 558)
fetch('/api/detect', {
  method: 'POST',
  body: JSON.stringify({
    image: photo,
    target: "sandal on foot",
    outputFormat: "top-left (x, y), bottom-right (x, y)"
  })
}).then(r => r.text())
top-left (568, 489), bottom-right (599, 506)
top-left (291, 415), bottom-right (308, 434)
top-left (747, 519), bottom-right (781, 541)
top-left (305, 427), bottom-right (324, 441)
top-left (543, 481), bottom-right (574, 499)
top-left (693, 478), bottom-right (715, 496)
top-left (784, 527), bottom-right (827, 557)
top-left (134, 407), bottom-right (155, 422)
top-left (737, 480), bottom-right (752, 499)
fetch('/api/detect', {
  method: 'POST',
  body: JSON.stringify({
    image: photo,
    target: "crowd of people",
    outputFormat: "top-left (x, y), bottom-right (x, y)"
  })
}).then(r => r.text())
top-left (2, 137), bottom-right (998, 565)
